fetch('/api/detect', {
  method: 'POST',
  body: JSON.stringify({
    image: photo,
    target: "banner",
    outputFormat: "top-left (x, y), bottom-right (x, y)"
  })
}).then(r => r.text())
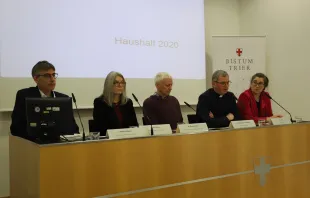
top-left (212, 36), bottom-right (266, 97)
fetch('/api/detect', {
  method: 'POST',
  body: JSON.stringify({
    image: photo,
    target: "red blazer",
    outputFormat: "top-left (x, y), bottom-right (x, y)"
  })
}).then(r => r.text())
top-left (237, 88), bottom-right (273, 123)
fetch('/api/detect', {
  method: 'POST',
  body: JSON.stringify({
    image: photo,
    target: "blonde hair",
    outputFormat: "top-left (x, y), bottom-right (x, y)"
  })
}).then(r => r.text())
top-left (100, 71), bottom-right (127, 106)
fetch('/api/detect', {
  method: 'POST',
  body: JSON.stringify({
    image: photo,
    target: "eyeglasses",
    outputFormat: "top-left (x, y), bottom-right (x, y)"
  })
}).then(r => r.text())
top-left (215, 81), bottom-right (231, 86)
top-left (252, 81), bottom-right (264, 87)
top-left (113, 81), bottom-right (126, 86)
top-left (36, 73), bottom-right (58, 79)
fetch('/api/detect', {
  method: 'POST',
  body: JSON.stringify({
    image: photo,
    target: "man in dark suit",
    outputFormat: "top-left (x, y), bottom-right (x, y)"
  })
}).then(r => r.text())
top-left (10, 60), bottom-right (79, 138)
top-left (196, 70), bottom-right (240, 128)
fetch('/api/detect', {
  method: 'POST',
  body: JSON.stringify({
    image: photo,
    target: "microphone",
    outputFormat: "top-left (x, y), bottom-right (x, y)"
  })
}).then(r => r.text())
top-left (131, 93), bottom-right (139, 105)
top-left (265, 93), bottom-right (295, 123)
top-left (184, 101), bottom-right (200, 124)
top-left (184, 101), bottom-right (196, 112)
top-left (132, 93), bottom-right (154, 135)
top-left (71, 93), bottom-right (86, 141)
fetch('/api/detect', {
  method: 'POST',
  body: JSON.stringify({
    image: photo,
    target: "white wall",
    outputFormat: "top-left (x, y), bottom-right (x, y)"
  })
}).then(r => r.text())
top-left (0, 0), bottom-right (240, 196)
top-left (239, 0), bottom-right (310, 120)
top-left (204, 0), bottom-right (240, 81)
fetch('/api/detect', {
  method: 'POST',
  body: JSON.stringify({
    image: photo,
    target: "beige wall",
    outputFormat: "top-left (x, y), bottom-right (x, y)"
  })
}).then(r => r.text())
top-left (239, 0), bottom-right (310, 120)
top-left (0, 0), bottom-right (241, 196)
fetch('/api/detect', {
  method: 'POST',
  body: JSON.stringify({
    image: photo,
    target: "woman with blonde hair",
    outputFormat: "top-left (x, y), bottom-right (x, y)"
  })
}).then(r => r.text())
top-left (93, 71), bottom-right (138, 135)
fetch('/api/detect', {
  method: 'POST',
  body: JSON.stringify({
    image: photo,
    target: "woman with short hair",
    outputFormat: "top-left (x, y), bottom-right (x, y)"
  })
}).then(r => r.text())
top-left (237, 73), bottom-right (282, 123)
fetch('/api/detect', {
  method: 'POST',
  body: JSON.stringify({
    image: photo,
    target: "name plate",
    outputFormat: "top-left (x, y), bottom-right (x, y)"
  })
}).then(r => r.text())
top-left (229, 120), bottom-right (256, 129)
top-left (271, 117), bottom-right (292, 125)
top-left (178, 123), bottom-right (208, 134)
top-left (107, 128), bottom-right (149, 139)
top-left (140, 124), bottom-right (172, 135)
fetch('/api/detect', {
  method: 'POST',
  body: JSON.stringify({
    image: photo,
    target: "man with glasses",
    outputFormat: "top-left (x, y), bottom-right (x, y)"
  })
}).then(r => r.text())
top-left (10, 60), bottom-right (79, 138)
top-left (196, 70), bottom-right (240, 128)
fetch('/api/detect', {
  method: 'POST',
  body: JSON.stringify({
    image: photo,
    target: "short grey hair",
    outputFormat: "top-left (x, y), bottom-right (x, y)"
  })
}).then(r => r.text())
top-left (154, 72), bottom-right (172, 85)
top-left (31, 60), bottom-right (55, 77)
top-left (101, 71), bottom-right (127, 106)
top-left (212, 70), bottom-right (229, 82)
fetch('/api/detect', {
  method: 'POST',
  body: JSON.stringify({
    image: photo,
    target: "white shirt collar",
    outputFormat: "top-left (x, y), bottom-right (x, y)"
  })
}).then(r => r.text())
top-left (39, 89), bottom-right (55, 98)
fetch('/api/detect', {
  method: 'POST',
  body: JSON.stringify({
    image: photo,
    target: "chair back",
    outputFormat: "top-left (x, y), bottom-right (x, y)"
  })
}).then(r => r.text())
top-left (88, 119), bottom-right (99, 132)
top-left (187, 114), bottom-right (199, 124)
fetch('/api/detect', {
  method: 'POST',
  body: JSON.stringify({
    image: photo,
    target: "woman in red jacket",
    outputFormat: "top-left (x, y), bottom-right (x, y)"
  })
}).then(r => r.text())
top-left (237, 73), bottom-right (282, 124)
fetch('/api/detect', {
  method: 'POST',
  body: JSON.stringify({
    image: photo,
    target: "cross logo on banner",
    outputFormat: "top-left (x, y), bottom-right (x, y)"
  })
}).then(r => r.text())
top-left (236, 48), bottom-right (243, 56)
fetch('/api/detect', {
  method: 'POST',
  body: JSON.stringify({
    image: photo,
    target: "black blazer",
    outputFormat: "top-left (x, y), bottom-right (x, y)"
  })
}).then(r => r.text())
top-left (196, 88), bottom-right (240, 128)
top-left (93, 97), bottom-right (138, 136)
top-left (10, 87), bottom-right (79, 138)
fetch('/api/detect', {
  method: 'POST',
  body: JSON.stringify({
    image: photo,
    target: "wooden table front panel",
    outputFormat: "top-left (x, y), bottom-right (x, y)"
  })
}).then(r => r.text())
top-left (38, 124), bottom-right (310, 198)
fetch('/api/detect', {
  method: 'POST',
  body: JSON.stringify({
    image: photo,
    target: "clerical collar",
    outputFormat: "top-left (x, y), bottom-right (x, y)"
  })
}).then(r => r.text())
top-left (39, 89), bottom-right (55, 98)
top-left (212, 89), bottom-right (225, 98)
